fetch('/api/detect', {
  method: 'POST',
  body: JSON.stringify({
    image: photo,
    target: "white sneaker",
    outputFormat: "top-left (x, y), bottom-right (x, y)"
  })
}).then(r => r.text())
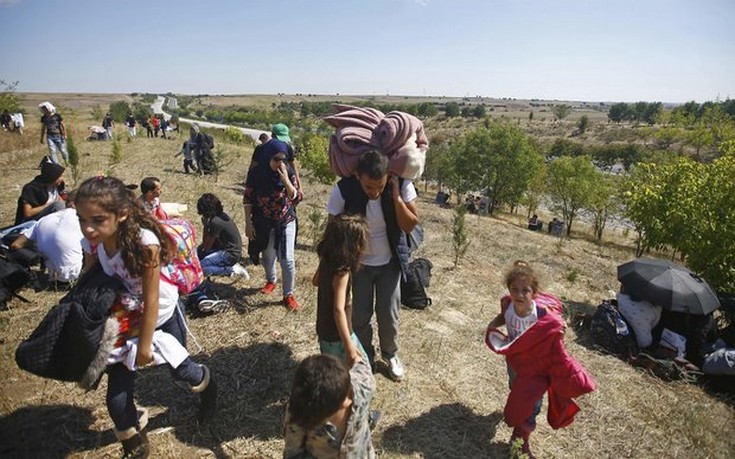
top-left (231, 263), bottom-right (250, 280)
top-left (387, 355), bottom-right (405, 381)
top-left (198, 299), bottom-right (230, 313)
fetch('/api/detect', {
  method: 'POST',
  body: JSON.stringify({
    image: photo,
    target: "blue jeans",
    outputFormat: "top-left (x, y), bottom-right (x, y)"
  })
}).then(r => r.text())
top-left (507, 362), bottom-right (542, 430)
top-left (46, 135), bottom-right (68, 164)
top-left (352, 260), bottom-right (401, 364)
top-left (198, 249), bottom-right (237, 276)
top-left (319, 333), bottom-right (370, 364)
top-left (106, 303), bottom-right (204, 432)
top-left (261, 220), bottom-right (296, 297)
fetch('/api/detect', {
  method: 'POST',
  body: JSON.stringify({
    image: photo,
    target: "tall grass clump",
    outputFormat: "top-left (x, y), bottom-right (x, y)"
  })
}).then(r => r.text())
top-left (66, 134), bottom-right (80, 185)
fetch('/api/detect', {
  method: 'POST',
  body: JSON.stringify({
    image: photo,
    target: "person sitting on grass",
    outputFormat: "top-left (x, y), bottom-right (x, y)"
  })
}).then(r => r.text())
top-left (137, 177), bottom-right (168, 221)
top-left (283, 354), bottom-right (376, 459)
top-left (14, 160), bottom-right (67, 225)
top-left (10, 189), bottom-right (83, 285)
top-left (196, 193), bottom-right (249, 280)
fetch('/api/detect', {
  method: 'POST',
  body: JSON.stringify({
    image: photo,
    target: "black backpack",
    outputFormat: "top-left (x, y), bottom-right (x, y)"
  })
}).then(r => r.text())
top-left (204, 133), bottom-right (215, 149)
top-left (400, 258), bottom-right (433, 310)
top-left (590, 299), bottom-right (638, 359)
top-left (0, 257), bottom-right (32, 310)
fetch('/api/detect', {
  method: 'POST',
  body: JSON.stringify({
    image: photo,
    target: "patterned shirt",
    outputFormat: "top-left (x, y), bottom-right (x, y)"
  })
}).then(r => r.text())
top-left (243, 168), bottom-right (302, 224)
top-left (283, 359), bottom-right (376, 459)
top-left (41, 113), bottom-right (63, 137)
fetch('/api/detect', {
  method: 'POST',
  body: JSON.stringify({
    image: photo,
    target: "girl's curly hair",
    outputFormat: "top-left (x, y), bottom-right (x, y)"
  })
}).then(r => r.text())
top-left (76, 176), bottom-right (174, 277)
top-left (316, 214), bottom-right (368, 273)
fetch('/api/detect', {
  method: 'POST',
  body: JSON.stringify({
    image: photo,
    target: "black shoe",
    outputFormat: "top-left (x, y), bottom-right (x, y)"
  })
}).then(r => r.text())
top-left (121, 430), bottom-right (149, 459)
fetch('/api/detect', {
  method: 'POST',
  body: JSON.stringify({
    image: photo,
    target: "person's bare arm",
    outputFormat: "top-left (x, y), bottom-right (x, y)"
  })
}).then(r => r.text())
top-left (9, 235), bottom-right (29, 250)
top-left (136, 246), bottom-right (160, 368)
top-left (332, 271), bottom-right (361, 366)
top-left (390, 176), bottom-right (419, 233)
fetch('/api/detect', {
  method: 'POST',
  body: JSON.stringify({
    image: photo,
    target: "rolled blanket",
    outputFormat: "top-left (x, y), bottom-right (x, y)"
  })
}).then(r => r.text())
top-left (325, 105), bottom-right (429, 180)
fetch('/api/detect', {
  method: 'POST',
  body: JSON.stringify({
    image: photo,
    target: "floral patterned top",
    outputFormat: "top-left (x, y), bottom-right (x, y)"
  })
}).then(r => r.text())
top-left (243, 166), bottom-right (302, 225)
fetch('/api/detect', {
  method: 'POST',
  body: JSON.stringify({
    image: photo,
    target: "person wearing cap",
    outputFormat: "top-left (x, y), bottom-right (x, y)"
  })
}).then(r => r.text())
top-left (39, 102), bottom-right (69, 165)
top-left (14, 160), bottom-right (67, 225)
top-left (243, 145), bottom-right (303, 311)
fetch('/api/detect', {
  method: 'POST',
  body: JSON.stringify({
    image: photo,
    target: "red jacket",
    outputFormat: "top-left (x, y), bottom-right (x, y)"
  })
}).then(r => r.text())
top-left (486, 306), bottom-right (596, 430)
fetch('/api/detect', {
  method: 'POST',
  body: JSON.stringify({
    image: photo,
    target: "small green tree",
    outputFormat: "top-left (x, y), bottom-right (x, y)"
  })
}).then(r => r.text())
top-left (553, 104), bottom-right (571, 121)
top-left (452, 205), bottom-right (471, 268)
top-left (546, 155), bottom-right (600, 235)
top-left (297, 133), bottom-right (336, 185)
top-left (110, 137), bottom-right (123, 166)
top-left (577, 115), bottom-right (590, 134)
top-left (109, 101), bottom-right (131, 122)
top-left (0, 79), bottom-right (21, 113)
top-left (66, 134), bottom-right (80, 185)
top-left (445, 101), bottom-right (460, 117)
top-left (586, 175), bottom-right (620, 241)
top-left (224, 126), bottom-right (244, 143)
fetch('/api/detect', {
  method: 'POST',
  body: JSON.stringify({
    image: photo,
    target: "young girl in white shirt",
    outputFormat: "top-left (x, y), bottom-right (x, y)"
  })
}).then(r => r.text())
top-left (75, 176), bottom-right (216, 459)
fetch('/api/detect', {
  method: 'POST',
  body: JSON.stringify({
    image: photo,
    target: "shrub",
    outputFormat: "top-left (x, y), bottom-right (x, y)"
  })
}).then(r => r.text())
top-left (224, 126), bottom-right (244, 143)
top-left (66, 134), bottom-right (80, 185)
top-left (452, 205), bottom-right (471, 268)
top-left (110, 137), bottom-right (122, 166)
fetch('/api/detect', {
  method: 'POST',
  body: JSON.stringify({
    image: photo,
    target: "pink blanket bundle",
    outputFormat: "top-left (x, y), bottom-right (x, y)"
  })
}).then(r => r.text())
top-left (324, 105), bottom-right (429, 180)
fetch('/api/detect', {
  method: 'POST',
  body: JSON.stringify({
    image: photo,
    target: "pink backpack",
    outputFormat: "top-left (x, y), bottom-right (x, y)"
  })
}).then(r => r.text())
top-left (159, 218), bottom-right (204, 294)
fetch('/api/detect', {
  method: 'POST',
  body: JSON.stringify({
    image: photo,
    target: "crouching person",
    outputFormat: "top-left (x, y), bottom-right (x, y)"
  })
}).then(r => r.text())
top-left (283, 354), bottom-right (376, 459)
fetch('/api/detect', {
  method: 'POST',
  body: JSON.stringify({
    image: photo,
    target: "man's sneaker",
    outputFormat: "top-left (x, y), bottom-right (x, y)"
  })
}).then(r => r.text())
top-left (198, 299), bottom-right (230, 313)
top-left (261, 282), bottom-right (276, 294)
top-left (283, 294), bottom-right (300, 311)
top-left (387, 355), bottom-right (405, 381)
top-left (230, 263), bottom-right (250, 280)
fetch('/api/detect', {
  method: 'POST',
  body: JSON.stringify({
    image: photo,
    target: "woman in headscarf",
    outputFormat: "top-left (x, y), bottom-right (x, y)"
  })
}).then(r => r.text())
top-left (242, 147), bottom-right (302, 311)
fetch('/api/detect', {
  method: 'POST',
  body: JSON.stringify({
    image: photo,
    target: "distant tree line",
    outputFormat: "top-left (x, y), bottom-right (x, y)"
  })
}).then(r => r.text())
top-left (608, 99), bottom-right (735, 125)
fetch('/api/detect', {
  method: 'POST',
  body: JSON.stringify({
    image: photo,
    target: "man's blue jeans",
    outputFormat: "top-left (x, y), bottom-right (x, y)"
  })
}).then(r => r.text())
top-left (46, 135), bottom-right (68, 164)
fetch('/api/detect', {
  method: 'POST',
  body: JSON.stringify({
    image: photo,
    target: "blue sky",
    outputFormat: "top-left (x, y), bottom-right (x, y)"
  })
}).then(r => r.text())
top-left (1, 0), bottom-right (733, 103)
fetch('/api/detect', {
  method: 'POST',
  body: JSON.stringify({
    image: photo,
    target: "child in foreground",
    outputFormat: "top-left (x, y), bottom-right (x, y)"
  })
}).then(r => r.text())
top-left (76, 176), bottom-right (217, 459)
top-left (283, 354), bottom-right (376, 459)
top-left (486, 260), bottom-right (595, 458)
top-left (312, 214), bottom-right (370, 366)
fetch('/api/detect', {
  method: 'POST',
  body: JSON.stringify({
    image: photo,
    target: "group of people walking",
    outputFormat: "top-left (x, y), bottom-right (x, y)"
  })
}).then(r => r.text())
top-left (7, 108), bottom-right (597, 459)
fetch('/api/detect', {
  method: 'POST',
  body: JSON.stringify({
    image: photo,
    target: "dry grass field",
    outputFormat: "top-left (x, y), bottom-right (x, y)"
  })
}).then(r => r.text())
top-left (0, 95), bottom-right (733, 458)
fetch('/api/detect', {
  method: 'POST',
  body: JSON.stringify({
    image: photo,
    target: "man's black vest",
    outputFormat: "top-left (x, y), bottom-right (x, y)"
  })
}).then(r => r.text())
top-left (337, 176), bottom-right (410, 280)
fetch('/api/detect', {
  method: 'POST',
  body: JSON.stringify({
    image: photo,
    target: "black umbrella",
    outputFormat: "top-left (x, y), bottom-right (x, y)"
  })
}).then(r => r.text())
top-left (617, 258), bottom-right (720, 315)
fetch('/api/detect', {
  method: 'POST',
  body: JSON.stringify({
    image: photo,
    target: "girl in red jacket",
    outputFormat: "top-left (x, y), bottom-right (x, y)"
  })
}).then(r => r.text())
top-left (486, 260), bottom-right (595, 458)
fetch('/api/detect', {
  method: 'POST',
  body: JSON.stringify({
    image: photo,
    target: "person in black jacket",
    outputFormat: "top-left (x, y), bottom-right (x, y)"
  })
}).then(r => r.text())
top-left (14, 160), bottom-right (66, 225)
